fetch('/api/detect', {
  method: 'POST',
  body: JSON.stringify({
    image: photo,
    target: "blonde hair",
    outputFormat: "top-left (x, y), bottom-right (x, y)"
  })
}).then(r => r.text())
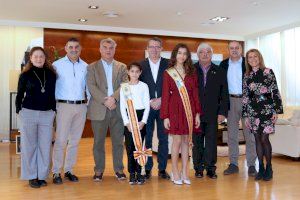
top-left (245, 49), bottom-right (266, 75)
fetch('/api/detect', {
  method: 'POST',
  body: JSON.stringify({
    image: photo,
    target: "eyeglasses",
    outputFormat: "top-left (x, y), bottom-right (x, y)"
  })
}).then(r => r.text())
top-left (148, 46), bottom-right (161, 50)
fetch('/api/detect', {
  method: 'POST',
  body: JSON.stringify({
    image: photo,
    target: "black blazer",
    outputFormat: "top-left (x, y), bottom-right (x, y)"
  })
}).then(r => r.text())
top-left (219, 57), bottom-right (246, 80)
top-left (195, 62), bottom-right (229, 122)
top-left (140, 57), bottom-right (169, 99)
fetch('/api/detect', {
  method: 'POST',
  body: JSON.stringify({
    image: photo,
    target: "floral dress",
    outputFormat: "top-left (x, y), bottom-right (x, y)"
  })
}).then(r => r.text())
top-left (242, 68), bottom-right (283, 134)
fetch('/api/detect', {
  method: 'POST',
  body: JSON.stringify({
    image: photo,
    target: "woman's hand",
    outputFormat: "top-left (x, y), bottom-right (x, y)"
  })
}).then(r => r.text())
top-left (138, 122), bottom-right (145, 130)
top-left (164, 118), bottom-right (170, 130)
top-left (245, 118), bottom-right (251, 129)
top-left (189, 134), bottom-right (193, 147)
top-left (126, 123), bottom-right (132, 132)
top-left (271, 114), bottom-right (278, 124)
top-left (195, 113), bottom-right (200, 129)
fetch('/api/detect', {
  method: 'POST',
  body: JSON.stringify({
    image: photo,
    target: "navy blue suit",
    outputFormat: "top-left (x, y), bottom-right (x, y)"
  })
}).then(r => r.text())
top-left (140, 57), bottom-right (169, 171)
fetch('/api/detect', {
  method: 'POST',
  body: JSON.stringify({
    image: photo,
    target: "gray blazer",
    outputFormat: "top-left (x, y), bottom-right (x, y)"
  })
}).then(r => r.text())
top-left (87, 59), bottom-right (128, 121)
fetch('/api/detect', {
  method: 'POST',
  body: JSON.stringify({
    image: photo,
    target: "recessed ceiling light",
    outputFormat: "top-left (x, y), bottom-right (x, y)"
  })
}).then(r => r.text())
top-left (201, 22), bottom-right (215, 26)
top-left (176, 11), bottom-right (183, 16)
top-left (78, 18), bottom-right (88, 22)
top-left (88, 5), bottom-right (99, 9)
top-left (210, 16), bottom-right (229, 22)
top-left (103, 11), bottom-right (119, 18)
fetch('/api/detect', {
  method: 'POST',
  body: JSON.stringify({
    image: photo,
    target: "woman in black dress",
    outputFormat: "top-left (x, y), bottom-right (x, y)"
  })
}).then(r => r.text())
top-left (242, 49), bottom-right (283, 181)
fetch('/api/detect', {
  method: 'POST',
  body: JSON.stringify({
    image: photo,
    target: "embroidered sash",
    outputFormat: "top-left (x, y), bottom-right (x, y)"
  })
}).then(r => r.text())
top-left (121, 83), bottom-right (152, 168)
top-left (166, 68), bottom-right (193, 136)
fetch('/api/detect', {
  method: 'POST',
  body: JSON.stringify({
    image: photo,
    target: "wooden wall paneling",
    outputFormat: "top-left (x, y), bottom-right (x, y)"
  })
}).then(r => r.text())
top-left (44, 28), bottom-right (243, 137)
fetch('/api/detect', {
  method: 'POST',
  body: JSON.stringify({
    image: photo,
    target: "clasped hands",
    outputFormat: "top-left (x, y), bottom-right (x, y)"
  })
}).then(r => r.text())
top-left (150, 98), bottom-right (161, 110)
top-left (104, 96), bottom-right (116, 110)
top-left (126, 122), bottom-right (145, 133)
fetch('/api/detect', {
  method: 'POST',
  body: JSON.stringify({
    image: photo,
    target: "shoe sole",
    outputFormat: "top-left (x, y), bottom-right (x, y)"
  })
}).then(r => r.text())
top-left (223, 171), bottom-right (239, 175)
top-left (64, 177), bottom-right (79, 182)
top-left (115, 176), bottom-right (126, 181)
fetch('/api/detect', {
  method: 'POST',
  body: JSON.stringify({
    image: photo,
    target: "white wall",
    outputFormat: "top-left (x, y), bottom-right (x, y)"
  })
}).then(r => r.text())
top-left (0, 26), bottom-right (43, 140)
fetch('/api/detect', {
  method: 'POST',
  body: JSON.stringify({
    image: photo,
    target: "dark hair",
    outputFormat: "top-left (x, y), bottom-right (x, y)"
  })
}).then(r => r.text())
top-left (127, 62), bottom-right (142, 71)
top-left (148, 37), bottom-right (162, 47)
top-left (228, 40), bottom-right (242, 47)
top-left (168, 43), bottom-right (194, 75)
top-left (22, 46), bottom-right (56, 75)
top-left (67, 37), bottom-right (80, 43)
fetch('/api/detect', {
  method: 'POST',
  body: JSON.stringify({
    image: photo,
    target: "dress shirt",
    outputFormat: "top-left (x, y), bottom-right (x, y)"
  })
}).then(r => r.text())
top-left (200, 64), bottom-right (211, 86)
top-left (53, 56), bottom-right (88, 101)
top-left (101, 59), bottom-right (114, 96)
top-left (120, 81), bottom-right (150, 126)
top-left (227, 57), bottom-right (243, 95)
top-left (149, 58), bottom-right (161, 83)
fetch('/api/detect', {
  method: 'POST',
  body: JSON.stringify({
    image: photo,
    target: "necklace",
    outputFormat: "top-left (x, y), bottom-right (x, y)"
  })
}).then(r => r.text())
top-left (33, 70), bottom-right (46, 93)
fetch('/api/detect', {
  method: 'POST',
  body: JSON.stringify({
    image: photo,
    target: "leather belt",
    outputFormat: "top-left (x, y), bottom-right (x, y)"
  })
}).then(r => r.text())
top-left (230, 94), bottom-right (243, 98)
top-left (57, 100), bottom-right (86, 104)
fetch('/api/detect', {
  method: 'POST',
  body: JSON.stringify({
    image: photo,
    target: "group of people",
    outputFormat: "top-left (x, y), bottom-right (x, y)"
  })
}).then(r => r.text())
top-left (16, 36), bottom-right (283, 188)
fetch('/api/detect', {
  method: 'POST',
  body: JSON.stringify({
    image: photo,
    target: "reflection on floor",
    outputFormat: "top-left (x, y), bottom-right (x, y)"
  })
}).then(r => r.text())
top-left (0, 138), bottom-right (299, 200)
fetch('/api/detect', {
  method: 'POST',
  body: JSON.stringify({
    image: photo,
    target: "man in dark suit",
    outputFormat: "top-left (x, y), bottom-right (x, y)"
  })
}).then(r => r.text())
top-left (219, 41), bottom-right (256, 176)
top-left (193, 43), bottom-right (229, 179)
top-left (140, 37), bottom-right (170, 180)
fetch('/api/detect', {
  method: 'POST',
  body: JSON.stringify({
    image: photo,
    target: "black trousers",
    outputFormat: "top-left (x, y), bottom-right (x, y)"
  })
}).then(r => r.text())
top-left (124, 109), bottom-right (146, 174)
top-left (192, 120), bottom-right (218, 172)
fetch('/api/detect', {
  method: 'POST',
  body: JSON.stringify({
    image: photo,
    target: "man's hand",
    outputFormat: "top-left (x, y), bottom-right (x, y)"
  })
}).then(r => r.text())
top-left (218, 115), bottom-right (226, 124)
top-left (104, 96), bottom-right (116, 110)
top-left (150, 98), bottom-right (161, 110)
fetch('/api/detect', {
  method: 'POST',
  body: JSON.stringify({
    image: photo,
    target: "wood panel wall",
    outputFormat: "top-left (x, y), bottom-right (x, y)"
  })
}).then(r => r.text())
top-left (44, 28), bottom-right (243, 137)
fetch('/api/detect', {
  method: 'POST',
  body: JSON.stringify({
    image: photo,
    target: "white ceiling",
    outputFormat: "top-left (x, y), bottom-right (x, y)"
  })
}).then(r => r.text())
top-left (1, 0), bottom-right (300, 39)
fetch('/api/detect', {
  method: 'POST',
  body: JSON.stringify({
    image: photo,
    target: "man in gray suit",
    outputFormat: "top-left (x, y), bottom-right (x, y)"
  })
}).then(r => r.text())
top-left (87, 38), bottom-right (128, 181)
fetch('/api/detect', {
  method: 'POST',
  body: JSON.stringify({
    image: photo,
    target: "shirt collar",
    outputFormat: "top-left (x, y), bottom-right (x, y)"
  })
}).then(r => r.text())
top-left (199, 62), bottom-right (211, 72)
top-left (149, 57), bottom-right (161, 66)
top-left (229, 57), bottom-right (242, 65)
top-left (101, 59), bottom-right (114, 67)
top-left (63, 55), bottom-right (81, 64)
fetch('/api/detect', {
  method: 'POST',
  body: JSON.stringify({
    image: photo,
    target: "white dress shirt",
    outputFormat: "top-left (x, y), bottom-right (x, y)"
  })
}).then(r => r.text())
top-left (120, 81), bottom-right (150, 126)
top-left (149, 58), bottom-right (161, 83)
top-left (53, 56), bottom-right (88, 101)
top-left (227, 57), bottom-right (243, 95)
top-left (101, 59), bottom-right (114, 96)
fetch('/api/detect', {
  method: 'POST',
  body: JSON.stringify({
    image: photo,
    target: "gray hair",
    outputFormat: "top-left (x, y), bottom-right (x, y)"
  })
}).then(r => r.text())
top-left (100, 38), bottom-right (117, 48)
top-left (196, 43), bottom-right (213, 54)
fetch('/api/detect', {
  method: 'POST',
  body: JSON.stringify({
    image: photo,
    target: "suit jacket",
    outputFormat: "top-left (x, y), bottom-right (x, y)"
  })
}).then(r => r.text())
top-left (219, 57), bottom-right (246, 79)
top-left (87, 59), bottom-right (128, 121)
top-left (195, 62), bottom-right (229, 122)
top-left (140, 57), bottom-right (169, 99)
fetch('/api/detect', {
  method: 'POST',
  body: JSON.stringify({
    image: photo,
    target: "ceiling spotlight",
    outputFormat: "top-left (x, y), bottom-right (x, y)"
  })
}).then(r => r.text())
top-left (88, 5), bottom-right (99, 9)
top-left (176, 11), bottom-right (183, 16)
top-left (78, 18), bottom-right (88, 22)
top-left (201, 22), bottom-right (215, 26)
top-left (103, 11), bottom-right (119, 18)
top-left (210, 16), bottom-right (229, 22)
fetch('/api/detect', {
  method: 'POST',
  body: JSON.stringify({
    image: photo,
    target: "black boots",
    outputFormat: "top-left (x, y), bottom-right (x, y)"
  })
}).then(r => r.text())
top-left (255, 162), bottom-right (273, 181)
top-left (255, 162), bottom-right (265, 181)
top-left (263, 164), bottom-right (273, 181)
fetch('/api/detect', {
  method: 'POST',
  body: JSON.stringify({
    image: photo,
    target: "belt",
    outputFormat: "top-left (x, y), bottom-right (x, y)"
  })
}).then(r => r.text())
top-left (249, 93), bottom-right (272, 101)
top-left (57, 100), bottom-right (86, 104)
top-left (230, 94), bottom-right (243, 98)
